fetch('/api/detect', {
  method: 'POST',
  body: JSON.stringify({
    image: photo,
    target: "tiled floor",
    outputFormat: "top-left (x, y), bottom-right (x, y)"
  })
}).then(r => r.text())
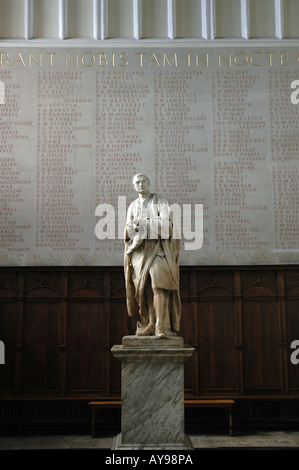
top-left (0, 430), bottom-right (299, 449)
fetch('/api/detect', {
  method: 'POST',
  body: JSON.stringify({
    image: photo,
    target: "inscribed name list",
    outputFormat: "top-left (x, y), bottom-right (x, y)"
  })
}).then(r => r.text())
top-left (0, 46), bottom-right (298, 266)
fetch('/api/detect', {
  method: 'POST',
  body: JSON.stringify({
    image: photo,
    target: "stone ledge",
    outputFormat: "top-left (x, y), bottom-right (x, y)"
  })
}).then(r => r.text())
top-left (112, 432), bottom-right (194, 451)
top-left (111, 344), bottom-right (194, 363)
top-left (122, 335), bottom-right (184, 348)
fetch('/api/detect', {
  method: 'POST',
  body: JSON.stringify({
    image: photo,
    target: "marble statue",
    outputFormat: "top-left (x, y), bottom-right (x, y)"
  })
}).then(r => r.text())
top-left (124, 174), bottom-right (181, 338)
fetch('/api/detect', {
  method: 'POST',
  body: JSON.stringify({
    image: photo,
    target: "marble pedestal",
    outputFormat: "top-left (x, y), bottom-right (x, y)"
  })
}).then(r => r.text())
top-left (111, 335), bottom-right (194, 450)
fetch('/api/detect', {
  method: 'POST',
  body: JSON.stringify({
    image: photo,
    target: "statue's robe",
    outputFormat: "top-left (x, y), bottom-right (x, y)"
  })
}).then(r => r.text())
top-left (124, 192), bottom-right (181, 334)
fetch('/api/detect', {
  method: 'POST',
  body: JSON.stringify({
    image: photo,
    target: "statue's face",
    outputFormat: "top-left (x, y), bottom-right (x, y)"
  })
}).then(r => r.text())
top-left (133, 175), bottom-right (149, 195)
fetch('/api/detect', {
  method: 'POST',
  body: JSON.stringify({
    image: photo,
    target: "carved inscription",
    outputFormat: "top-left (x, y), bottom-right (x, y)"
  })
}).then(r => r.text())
top-left (269, 70), bottom-right (299, 252)
top-left (35, 70), bottom-right (92, 260)
top-left (0, 47), bottom-right (298, 266)
top-left (212, 70), bottom-right (270, 259)
top-left (0, 70), bottom-right (32, 261)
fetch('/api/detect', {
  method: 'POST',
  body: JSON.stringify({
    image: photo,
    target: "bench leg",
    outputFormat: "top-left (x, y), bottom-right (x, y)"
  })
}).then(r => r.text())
top-left (228, 406), bottom-right (233, 436)
top-left (91, 408), bottom-right (96, 438)
top-left (222, 407), bottom-right (233, 436)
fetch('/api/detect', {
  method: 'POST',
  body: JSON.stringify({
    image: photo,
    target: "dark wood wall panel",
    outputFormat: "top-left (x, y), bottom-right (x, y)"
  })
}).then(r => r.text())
top-left (22, 301), bottom-right (60, 393)
top-left (197, 300), bottom-right (236, 394)
top-left (0, 266), bottom-right (298, 400)
top-left (286, 302), bottom-right (299, 394)
top-left (242, 300), bottom-right (281, 393)
top-left (0, 302), bottom-right (17, 393)
top-left (65, 302), bottom-right (106, 395)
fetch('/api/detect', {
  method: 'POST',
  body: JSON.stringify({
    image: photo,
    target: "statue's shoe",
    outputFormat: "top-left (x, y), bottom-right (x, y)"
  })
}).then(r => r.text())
top-left (155, 327), bottom-right (167, 339)
top-left (137, 322), bottom-right (155, 336)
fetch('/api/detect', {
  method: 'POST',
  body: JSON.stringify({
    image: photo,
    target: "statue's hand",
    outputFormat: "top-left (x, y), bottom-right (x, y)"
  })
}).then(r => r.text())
top-left (126, 219), bottom-right (148, 241)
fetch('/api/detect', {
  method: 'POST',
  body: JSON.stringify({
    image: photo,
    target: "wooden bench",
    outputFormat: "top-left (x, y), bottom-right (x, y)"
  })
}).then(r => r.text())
top-left (89, 398), bottom-right (235, 438)
top-left (89, 400), bottom-right (121, 438)
top-left (184, 399), bottom-right (235, 436)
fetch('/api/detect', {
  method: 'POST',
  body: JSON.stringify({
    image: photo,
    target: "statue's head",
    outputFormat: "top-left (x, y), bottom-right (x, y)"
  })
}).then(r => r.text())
top-left (132, 174), bottom-right (150, 195)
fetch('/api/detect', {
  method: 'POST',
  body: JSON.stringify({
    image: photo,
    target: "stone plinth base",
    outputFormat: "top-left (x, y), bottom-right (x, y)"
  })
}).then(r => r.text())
top-left (111, 336), bottom-right (194, 451)
top-left (112, 432), bottom-right (194, 451)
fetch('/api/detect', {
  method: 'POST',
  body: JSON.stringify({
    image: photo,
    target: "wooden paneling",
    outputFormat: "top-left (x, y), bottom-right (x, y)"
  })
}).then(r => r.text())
top-left (22, 301), bottom-right (60, 393)
top-left (65, 302), bottom-right (106, 395)
top-left (197, 271), bottom-right (236, 395)
top-left (197, 300), bottom-right (236, 394)
top-left (285, 273), bottom-right (299, 394)
top-left (0, 266), bottom-right (298, 400)
top-left (0, 302), bottom-right (17, 392)
top-left (242, 299), bottom-right (281, 393)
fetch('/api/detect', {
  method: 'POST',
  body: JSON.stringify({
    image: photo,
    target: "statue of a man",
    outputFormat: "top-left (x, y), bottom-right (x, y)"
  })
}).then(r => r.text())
top-left (124, 174), bottom-right (181, 338)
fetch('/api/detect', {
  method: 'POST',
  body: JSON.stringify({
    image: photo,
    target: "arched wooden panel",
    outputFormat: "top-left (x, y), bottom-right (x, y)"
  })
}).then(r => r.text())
top-left (197, 298), bottom-right (237, 394)
top-left (22, 301), bottom-right (60, 393)
top-left (242, 299), bottom-right (281, 393)
top-left (65, 300), bottom-right (106, 395)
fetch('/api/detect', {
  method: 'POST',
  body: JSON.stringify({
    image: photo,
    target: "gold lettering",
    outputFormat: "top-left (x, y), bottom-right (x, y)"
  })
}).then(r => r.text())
top-left (163, 52), bottom-right (177, 67)
top-left (249, 52), bottom-right (262, 66)
top-left (233, 253), bottom-right (239, 260)
top-left (17, 254), bottom-right (24, 262)
top-left (29, 52), bottom-right (42, 67)
top-left (264, 51), bottom-right (274, 66)
top-left (33, 254), bottom-right (40, 262)
top-left (196, 53), bottom-right (208, 67)
top-left (13, 52), bottom-right (25, 67)
top-left (49, 254), bottom-right (55, 262)
top-left (65, 52), bottom-right (79, 67)
top-left (120, 52), bottom-right (128, 67)
top-left (216, 253), bottom-right (224, 260)
top-left (186, 253), bottom-right (194, 261)
top-left (98, 53), bottom-right (107, 67)
top-left (218, 52), bottom-right (231, 67)
top-left (136, 52), bottom-right (145, 67)
top-left (46, 52), bottom-right (56, 67)
top-left (187, 52), bottom-right (191, 67)
top-left (104, 253), bottom-right (110, 261)
top-left (148, 53), bottom-right (160, 67)
top-left (81, 52), bottom-right (95, 67)
top-left (64, 254), bottom-right (70, 261)
top-left (260, 252), bottom-right (267, 260)
top-left (234, 52), bottom-right (248, 67)
top-left (290, 253), bottom-right (297, 260)
top-left (0, 254), bottom-right (8, 262)
top-left (0, 52), bottom-right (10, 67)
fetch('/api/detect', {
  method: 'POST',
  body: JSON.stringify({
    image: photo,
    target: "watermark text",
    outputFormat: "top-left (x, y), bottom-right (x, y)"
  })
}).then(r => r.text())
top-left (290, 340), bottom-right (299, 365)
top-left (95, 197), bottom-right (203, 251)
